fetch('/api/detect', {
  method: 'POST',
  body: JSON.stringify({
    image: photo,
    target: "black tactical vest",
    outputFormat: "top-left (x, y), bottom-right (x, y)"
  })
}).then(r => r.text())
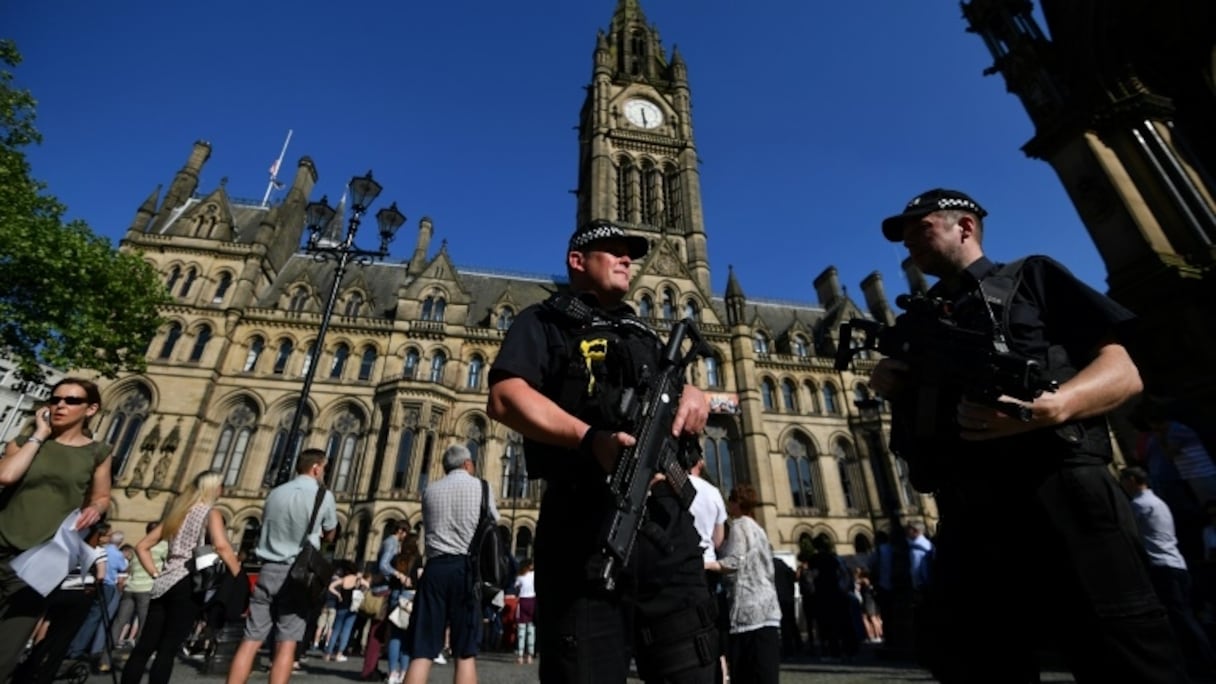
top-left (523, 293), bottom-right (662, 483)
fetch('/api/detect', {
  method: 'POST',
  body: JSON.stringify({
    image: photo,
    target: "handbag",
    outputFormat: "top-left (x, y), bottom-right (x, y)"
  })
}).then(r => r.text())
top-left (186, 508), bottom-right (222, 599)
top-left (357, 590), bottom-right (385, 618)
top-left (387, 594), bottom-right (412, 630)
top-left (286, 486), bottom-right (334, 611)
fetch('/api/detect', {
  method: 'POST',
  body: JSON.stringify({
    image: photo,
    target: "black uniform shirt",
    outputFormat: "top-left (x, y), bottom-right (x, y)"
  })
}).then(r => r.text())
top-left (911, 254), bottom-right (1138, 473)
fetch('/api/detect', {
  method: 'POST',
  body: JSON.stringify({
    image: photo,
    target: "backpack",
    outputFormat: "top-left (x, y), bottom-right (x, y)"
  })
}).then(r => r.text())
top-left (469, 479), bottom-right (512, 602)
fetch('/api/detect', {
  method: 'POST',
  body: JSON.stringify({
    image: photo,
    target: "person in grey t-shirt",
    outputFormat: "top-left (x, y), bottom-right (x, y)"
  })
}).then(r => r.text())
top-left (227, 449), bottom-right (336, 684)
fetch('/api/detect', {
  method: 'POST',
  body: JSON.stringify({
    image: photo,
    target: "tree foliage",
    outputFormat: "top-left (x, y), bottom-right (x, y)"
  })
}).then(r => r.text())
top-left (0, 40), bottom-right (168, 382)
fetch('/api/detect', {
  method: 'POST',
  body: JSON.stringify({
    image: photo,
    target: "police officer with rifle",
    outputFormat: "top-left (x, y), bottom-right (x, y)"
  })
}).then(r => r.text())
top-left (861, 189), bottom-right (1186, 683)
top-left (487, 219), bottom-right (717, 683)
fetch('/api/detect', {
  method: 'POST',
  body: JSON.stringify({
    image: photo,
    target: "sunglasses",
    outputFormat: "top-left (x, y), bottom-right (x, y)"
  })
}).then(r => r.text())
top-left (48, 396), bottom-right (90, 406)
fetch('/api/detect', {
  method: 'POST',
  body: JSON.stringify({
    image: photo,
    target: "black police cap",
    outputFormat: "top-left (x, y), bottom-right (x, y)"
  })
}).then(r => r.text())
top-left (880, 188), bottom-right (988, 242)
top-left (568, 219), bottom-right (649, 259)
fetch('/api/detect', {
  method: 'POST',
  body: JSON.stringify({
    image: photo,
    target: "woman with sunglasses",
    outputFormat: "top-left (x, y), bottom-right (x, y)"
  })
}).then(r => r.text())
top-left (0, 378), bottom-right (112, 682)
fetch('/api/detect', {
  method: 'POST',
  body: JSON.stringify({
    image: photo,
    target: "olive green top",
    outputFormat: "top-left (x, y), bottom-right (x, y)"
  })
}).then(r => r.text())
top-left (0, 437), bottom-right (109, 555)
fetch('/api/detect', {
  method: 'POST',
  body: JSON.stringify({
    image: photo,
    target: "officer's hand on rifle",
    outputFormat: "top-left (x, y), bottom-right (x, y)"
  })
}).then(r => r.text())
top-left (957, 397), bottom-right (1045, 441)
top-left (587, 429), bottom-right (637, 474)
top-left (870, 359), bottom-right (912, 399)
top-left (672, 386), bottom-right (709, 437)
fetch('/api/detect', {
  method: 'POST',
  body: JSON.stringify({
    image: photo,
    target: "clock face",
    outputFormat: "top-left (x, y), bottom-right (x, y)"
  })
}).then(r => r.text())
top-left (623, 99), bottom-right (663, 129)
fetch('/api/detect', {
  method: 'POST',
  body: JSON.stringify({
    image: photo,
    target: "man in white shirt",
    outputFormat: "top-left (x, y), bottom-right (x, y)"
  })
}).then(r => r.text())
top-left (688, 456), bottom-right (727, 567)
top-left (1120, 466), bottom-right (1216, 678)
top-left (688, 454), bottom-right (729, 680)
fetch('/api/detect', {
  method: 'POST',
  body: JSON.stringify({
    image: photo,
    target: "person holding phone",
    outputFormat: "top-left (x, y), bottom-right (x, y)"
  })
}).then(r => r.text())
top-left (0, 378), bottom-right (113, 682)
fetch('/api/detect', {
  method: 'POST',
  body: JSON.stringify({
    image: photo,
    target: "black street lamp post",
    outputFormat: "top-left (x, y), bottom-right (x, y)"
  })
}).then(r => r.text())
top-left (273, 171), bottom-right (406, 486)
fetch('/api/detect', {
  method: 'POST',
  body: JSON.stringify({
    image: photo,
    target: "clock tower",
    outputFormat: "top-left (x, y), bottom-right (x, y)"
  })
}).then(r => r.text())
top-left (576, 0), bottom-right (711, 295)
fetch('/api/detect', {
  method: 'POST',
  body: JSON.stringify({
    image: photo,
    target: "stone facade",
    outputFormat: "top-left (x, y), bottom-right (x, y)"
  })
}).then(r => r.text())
top-left (97, 0), bottom-right (935, 564)
top-left (962, 0), bottom-right (1216, 429)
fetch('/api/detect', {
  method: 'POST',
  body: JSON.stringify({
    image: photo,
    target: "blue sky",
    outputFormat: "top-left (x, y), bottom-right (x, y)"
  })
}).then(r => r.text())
top-left (6, 1), bottom-right (1107, 308)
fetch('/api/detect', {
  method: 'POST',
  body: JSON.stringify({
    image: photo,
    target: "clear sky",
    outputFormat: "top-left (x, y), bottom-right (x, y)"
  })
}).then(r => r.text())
top-left (5, 0), bottom-right (1108, 309)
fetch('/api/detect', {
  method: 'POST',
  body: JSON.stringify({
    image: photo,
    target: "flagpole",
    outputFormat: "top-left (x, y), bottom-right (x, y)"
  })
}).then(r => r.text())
top-left (261, 129), bottom-right (294, 207)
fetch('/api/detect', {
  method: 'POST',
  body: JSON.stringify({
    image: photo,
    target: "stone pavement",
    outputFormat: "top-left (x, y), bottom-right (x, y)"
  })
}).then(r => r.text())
top-left (84, 643), bottom-right (1077, 683)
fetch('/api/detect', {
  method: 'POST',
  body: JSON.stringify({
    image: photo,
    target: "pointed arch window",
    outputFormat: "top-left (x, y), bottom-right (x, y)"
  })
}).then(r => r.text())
top-left (682, 299), bottom-right (699, 322)
top-left (785, 434), bottom-right (818, 510)
top-left (781, 379), bottom-right (798, 412)
top-left (243, 336), bottom-right (264, 372)
top-left (760, 378), bottom-right (776, 411)
top-left (433, 297), bottom-right (447, 322)
top-left (417, 432), bottom-right (435, 494)
top-left (211, 400), bottom-right (258, 486)
top-left (834, 438), bottom-right (868, 514)
top-left (497, 306), bottom-right (515, 331)
top-left (664, 167), bottom-right (683, 229)
top-left (104, 384), bottom-right (152, 478)
top-left (753, 332), bottom-right (770, 355)
top-left (166, 266), bottom-right (182, 292)
top-left (325, 407), bottom-right (365, 493)
top-left (300, 341), bottom-right (315, 377)
top-left (290, 287), bottom-right (309, 312)
top-left (702, 423), bottom-right (736, 495)
top-left (188, 325), bottom-right (212, 363)
top-left (158, 323), bottom-right (182, 360)
top-left (213, 272), bottom-right (233, 303)
top-left (639, 163), bottom-right (657, 225)
top-left (792, 334), bottom-right (809, 359)
top-left (502, 434), bottom-right (527, 499)
top-left (467, 355), bottom-right (485, 390)
top-left (179, 267), bottom-right (198, 297)
top-left (466, 418), bottom-right (486, 476)
top-left (805, 380), bottom-right (822, 413)
top-left (358, 346), bottom-right (377, 381)
top-left (344, 292), bottom-right (363, 318)
top-left (273, 339), bottom-right (293, 375)
top-left (854, 382), bottom-right (871, 403)
top-left (823, 383), bottom-right (839, 414)
top-left (429, 351), bottom-right (447, 383)
top-left (404, 348), bottom-right (420, 379)
top-left (264, 407), bottom-right (311, 487)
top-left (393, 428), bottom-right (416, 490)
top-left (616, 158), bottom-right (634, 223)
top-left (330, 343), bottom-right (350, 379)
top-left (638, 295), bottom-right (653, 319)
top-left (705, 355), bottom-right (721, 389)
top-left (661, 288), bottom-right (675, 320)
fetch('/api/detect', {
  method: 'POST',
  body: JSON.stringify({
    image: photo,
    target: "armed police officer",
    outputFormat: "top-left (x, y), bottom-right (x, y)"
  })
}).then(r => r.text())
top-left (487, 219), bottom-right (716, 683)
top-left (869, 189), bottom-right (1186, 683)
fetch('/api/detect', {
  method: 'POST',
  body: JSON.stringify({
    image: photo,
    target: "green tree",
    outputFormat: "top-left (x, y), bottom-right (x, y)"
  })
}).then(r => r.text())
top-left (0, 39), bottom-right (168, 382)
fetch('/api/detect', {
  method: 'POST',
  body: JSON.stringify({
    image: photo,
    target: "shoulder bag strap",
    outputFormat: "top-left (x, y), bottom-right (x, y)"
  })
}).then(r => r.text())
top-left (467, 479), bottom-right (490, 556)
top-left (299, 485), bottom-right (328, 550)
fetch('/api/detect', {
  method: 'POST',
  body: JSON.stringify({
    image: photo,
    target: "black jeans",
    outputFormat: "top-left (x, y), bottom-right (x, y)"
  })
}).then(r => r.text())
top-left (928, 465), bottom-right (1187, 684)
top-left (121, 576), bottom-right (200, 684)
top-left (1148, 564), bottom-right (1216, 676)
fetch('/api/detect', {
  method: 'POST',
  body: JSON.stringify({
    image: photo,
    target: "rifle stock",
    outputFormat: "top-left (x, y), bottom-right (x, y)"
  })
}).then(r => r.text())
top-left (590, 318), bottom-right (711, 591)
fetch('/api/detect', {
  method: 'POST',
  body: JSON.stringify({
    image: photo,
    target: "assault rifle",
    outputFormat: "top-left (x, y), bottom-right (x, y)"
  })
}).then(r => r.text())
top-left (833, 293), bottom-right (1058, 421)
top-left (590, 318), bottom-right (712, 592)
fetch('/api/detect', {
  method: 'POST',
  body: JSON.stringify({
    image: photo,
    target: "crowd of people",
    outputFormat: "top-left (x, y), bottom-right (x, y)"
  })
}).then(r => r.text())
top-left (2, 198), bottom-right (1215, 684)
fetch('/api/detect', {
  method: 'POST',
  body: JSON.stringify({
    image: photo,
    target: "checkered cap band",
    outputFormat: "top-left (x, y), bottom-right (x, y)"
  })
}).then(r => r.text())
top-left (908, 194), bottom-right (987, 217)
top-left (570, 222), bottom-right (627, 251)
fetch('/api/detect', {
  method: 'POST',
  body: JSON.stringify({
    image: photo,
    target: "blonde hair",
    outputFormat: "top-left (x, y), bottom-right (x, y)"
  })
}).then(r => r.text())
top-left (162, 470), bottom-right (223, 540)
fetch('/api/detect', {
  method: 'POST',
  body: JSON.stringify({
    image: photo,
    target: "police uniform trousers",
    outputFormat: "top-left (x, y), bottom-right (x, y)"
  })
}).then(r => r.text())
top-left (924, 463), bottom-right (1187, 684)
top-left (534, 481), bottom-right (717, 684)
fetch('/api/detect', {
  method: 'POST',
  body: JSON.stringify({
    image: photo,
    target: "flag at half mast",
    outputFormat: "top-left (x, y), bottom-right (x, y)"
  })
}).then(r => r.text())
top-left (262, 129), bottom-right (293, 206)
